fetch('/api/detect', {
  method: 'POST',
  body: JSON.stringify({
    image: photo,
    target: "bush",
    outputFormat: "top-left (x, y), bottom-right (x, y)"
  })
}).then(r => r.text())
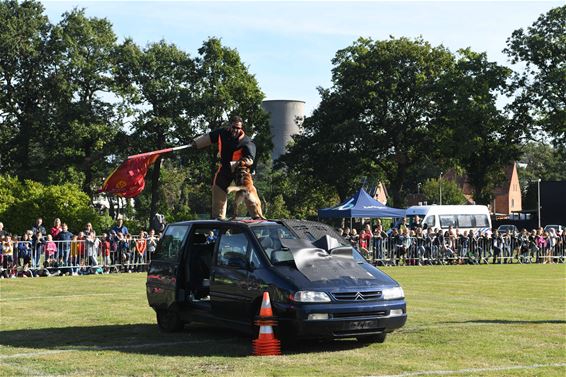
top-left (0, 175), bottom-right (112, 235)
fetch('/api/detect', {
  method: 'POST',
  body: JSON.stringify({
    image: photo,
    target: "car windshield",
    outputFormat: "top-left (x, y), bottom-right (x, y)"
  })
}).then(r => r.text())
top-left (252, 224), bottom-right (366, 265)
top-left (251, 224), bottom-right (297, 243)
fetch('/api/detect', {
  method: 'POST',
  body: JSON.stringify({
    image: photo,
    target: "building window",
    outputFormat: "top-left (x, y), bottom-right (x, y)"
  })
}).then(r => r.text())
top-left (511, 199), bottom-right (515, 208)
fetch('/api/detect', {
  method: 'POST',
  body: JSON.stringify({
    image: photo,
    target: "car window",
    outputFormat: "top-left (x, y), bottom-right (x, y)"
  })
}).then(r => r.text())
top-left (474, 215), bottom-right (489, 227)
top-left (217, 227), bottom-right (257, 268)
top-left (153, 225), bottom-right (189, 262)
top-left (457, 215), bottom-right (473, 228)
top-left (439, 215), bottom-right (457, 228)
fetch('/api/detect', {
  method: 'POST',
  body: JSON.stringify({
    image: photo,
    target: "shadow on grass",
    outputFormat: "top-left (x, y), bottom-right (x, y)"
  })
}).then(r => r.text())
top-left (443, 319), bottom-right (566, 325)
top-left (0, 323), bottom-right (364, 356)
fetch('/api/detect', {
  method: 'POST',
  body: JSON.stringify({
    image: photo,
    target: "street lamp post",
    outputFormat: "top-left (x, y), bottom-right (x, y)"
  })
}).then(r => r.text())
top-left (537, 179), bottom-right (541, 228)
top-left (439, 172), bottom-right (443, 205)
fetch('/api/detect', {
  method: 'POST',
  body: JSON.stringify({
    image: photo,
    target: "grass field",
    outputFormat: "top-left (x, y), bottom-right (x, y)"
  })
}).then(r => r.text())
top-left (1, 264), bottom-right (565, 377)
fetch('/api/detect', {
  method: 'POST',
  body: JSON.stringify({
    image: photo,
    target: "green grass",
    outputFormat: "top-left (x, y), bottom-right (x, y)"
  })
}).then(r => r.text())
top-left (0, 264), bottom-right (565, 376)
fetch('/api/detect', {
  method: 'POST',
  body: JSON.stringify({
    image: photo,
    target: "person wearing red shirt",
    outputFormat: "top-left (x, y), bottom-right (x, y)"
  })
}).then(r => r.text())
top-left (50, 218), bottom-right (62, 238)
top-left (359, 224), bottom-right (372, 259)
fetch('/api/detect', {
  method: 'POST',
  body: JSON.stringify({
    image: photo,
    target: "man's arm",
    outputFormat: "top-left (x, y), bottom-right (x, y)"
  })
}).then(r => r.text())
top-left (193, 134), bottom-right (212, 149)
top-left (240, 140), bottom-right (257, 166)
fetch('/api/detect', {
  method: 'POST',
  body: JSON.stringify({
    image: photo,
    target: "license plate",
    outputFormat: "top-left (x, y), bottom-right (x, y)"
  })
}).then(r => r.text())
top-left (347, 319), bottom-right (378, 330)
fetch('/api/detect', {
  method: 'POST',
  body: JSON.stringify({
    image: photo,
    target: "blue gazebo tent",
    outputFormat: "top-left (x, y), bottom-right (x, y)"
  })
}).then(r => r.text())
top-left (318, 188), bottom-right (405, 219)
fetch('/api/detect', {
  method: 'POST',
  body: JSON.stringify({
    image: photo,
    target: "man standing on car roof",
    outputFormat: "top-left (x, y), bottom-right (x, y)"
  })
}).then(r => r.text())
top-left (192, 115), bottom-right (258, 220)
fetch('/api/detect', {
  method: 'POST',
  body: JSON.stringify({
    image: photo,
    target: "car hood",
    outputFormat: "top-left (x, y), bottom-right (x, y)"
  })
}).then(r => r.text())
top-left (275, 239), bottom-right (398, 289)
top-left (272, 263), bottom-right (398, 291)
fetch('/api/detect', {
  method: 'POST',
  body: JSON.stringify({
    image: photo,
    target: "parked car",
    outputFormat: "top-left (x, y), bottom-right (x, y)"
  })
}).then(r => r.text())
top-left (146, 219), bottom-right (407, 343)
top-left (544, 224), bottom-right (563, 234)
top-left (497, 224), bottom-right (519, 235)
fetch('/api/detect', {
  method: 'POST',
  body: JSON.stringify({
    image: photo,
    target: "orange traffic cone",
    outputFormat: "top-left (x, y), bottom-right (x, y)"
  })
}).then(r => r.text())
top-left (252, 292), bottom-right (281, 356)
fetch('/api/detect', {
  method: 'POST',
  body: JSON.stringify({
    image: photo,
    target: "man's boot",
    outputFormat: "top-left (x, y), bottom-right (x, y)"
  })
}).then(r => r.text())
top-left (211, 185), bottom-right (228, 220)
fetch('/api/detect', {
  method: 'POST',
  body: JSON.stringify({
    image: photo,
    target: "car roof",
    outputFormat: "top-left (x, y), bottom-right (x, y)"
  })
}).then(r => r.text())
top-left (165, 219), bottom-right (349, 244)
top-left (166, 219), bottom-right (284, 228)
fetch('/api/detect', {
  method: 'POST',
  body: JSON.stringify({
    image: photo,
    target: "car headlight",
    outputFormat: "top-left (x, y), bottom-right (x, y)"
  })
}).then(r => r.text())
top-left (382, 287), bottom-right (404, 300)
top-left (292, 291), bottom-right (331, 302)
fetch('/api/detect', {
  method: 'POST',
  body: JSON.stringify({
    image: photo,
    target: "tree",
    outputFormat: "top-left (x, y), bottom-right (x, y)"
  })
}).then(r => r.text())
top-left (421, 178), bottom-right (467, 205)
top-left (191, 37), bottom-right (271, 159)
top-left (0, 174), bottom-right (112, 235)
top-left (46, 9), bottom-right (123, 193)
top-left (440, 49), bottom-right (521, 205)
top-left (114, 39), bottom-right (196, 223)
top-left (505, 5), bottom-right (566, 147)
top-left (517, 142), bottom-right (566, 190)
top-left (283, 37), bottom-right (456, 205)
top-left (0, 0), bottom-right (53, 178)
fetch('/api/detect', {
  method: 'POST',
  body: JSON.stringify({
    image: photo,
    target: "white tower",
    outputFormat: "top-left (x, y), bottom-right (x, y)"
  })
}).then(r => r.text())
top-left (262, 100), bottom-right (305, 160)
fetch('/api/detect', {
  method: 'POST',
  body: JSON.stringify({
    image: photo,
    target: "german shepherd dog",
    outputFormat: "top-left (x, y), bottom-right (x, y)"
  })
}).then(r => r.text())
top-left (227, 160), bottom-right (265, 219)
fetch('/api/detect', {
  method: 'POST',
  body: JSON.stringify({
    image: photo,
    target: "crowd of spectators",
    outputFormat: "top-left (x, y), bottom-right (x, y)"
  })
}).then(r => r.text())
top-left (0, 218), bottom-right (160, 279)
top-left (1, 215), bottom-right (564, 279)
top-left (339, 218), bottom-right (566, 266)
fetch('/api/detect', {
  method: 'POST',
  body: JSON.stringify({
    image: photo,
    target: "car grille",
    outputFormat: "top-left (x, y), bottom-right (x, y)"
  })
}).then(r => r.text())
top-left (331, 291), bottom-right (382, 301)
top-left (333, 311), bottom-right (387, 318)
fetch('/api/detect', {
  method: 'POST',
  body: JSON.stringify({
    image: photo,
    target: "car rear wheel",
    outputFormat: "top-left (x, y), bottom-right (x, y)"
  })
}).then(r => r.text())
top-left (156, 308), bottom-right (184, 332)
top-left (356, 333), bottom-right (387, 343)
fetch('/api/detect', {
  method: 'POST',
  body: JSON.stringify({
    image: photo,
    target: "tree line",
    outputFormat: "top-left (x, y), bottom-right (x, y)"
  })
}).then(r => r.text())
top-left (1, 1), bottom-right (564, 232)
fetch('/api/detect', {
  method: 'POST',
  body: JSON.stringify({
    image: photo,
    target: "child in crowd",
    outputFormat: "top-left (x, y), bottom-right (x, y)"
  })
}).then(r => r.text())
top-left (117, 232), bottom-right (130, 272)
top-left (0, 236), bottom-right (4, 269)
top-left (1, 234), bottom-right (16, 278)
top-left (17, 263), bottom-right (34, 278)
top-left (77, 260), bottom-right (90, 275)
top-left (17, 234), bottom-right (32, 267)
top-left (45, 234), bottom-right (57, 265)
top-left (101, 233), bottom-right (111, 268)
top-left (3, 234), bottom-right (14, 269)
top-left (134, 231), bottom-right (147, 272)
top-left (109, 231), bottom-right (119, 269)
top-left (147, 229), bottom-right (157, 256)
top-left (85, 231), bottom-right (100, 266)
top-left (32, 231), bottom-right (44, 268)
top-left (126, 233), bottom-right (135, 272)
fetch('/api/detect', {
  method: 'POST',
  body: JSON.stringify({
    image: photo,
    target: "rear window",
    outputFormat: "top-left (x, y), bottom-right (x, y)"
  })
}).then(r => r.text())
top-left (153, 225), bottom-right (189, 262)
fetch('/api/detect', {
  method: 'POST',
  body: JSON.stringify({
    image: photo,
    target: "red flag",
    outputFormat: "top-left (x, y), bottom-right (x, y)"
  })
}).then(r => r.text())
top-left (99, 147), bottom-right (174, 198)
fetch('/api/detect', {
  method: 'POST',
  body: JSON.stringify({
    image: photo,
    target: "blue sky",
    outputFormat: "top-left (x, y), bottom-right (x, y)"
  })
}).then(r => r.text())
top-left (42, 1), bottom-right (561, 115)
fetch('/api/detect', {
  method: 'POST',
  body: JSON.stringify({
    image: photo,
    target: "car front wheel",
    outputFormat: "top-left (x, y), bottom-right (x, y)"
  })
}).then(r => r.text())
top-left (156, 308), bottom-right (184, 332)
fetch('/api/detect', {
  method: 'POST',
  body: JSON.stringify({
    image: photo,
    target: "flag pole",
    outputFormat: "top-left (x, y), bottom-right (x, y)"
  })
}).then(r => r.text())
top-left (127, 144), bottom-right (192, 159)
top-left (171, 144), bottom-right (191, 152)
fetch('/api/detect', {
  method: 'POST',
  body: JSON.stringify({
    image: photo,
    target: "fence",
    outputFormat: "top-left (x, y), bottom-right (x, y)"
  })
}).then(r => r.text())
top-left (3, 236), bottom-right (157, 276)
top-left (3, 233), bottom-right (564, 278)
top-left (365, 235), bottom-right (565, 265)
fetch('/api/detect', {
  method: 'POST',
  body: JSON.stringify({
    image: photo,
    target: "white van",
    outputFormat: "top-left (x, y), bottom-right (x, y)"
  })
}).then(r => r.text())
top-left (405, 205), bottom-right (492, 235)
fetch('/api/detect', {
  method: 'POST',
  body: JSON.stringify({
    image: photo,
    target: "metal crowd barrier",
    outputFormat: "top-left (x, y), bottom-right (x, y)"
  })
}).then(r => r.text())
top-left (6, 236), bottom-right (157, 276)
top-left (3, 233), bottom-right (564, 277)
top-left (364, 235), bottom-right (565, 266)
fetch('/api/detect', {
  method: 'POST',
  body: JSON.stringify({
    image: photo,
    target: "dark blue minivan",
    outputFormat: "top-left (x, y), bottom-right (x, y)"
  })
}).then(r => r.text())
top-left (146, 219), bottom-right (406, 343)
